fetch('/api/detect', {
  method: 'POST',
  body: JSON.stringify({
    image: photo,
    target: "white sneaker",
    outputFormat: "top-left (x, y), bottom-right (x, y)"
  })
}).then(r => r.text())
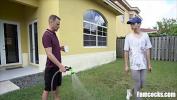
top-left (126, 89), bottom-right (132, 100)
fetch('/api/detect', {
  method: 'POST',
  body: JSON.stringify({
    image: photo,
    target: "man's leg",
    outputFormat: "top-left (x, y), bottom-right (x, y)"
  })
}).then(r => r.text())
top-left (131, 70), bottom-right (141, 100)
top-left (52, 87), bottom-right (61, 100)
top-left (43, 67), bottom-right (52, 100)
top-left (52, 71), bottom-right (61, 100)
top-left (140, 69), bottom-right (147, 89)
top-left (42, 90), bottom-right (49, 100)
top-left (53, 70), bottom-right (62, 100)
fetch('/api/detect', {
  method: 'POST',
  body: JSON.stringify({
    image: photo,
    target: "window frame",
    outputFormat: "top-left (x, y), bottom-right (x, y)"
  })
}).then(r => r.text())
top-left (83, 20), bottom-right (107, 47)
top-left (120, 14), bottom-right (125, 23)
top-left (83, 10), bottom-right (108, 47)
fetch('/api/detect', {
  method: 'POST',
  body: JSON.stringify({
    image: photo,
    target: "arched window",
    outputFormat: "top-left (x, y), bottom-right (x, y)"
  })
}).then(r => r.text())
top-left (83, 10), bottom-right (107, 46)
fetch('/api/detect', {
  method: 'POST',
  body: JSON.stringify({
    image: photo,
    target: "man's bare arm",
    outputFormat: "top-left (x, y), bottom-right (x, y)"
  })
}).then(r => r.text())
top-left (146, 49), bottom-right (152, 72)
top-left (45, 47), bottom-right (65, 72)
top-left (124, 51), bottom-right (129, 73)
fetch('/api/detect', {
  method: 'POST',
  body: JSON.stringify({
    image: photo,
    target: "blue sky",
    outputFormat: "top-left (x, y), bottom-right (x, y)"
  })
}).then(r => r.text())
top-left (126, 0), bottom-right (177, 28)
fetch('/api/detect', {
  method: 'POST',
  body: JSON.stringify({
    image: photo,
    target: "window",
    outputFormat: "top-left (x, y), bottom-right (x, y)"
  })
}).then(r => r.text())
top-left (120, 15), bottom-right (125, 23)
top-left (83, 10), bottom-right (107, 46)
top-left (29, 21), bottom-right (39, 64)
top-left (129, 14), bottom-right (134, 19)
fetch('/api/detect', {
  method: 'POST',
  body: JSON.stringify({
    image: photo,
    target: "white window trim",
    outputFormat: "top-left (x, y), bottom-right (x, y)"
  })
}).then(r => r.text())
top-left (83, 46), bottom-right (107, 48)
top-left (120, 15), bottom-right (125, 23)
top-left (83, 21), bottom-right (108, 47)
top-left (27, 20), bottom-right (39, 66)
top-left (84, 20), bottom-right (107, 28)
top-left (0, 20), bottom-right (22, 67)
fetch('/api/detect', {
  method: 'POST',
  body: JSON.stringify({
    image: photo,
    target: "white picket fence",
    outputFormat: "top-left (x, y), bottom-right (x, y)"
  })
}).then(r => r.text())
top-left (116, 36), bottom-right (177, 61)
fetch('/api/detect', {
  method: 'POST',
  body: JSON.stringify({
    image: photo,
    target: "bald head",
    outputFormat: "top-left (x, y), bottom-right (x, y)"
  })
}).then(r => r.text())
top-left (48, 15), bottom-right (61, 23)
top-left (48, 15), bottom-right (61, 32)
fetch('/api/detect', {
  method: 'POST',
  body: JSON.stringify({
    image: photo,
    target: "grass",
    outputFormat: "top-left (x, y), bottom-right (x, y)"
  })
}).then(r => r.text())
top-left (0, 59), bottom-right (177, 100)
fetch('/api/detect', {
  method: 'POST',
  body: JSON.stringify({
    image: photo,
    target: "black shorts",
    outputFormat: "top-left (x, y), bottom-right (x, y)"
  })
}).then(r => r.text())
top-left (44, 67), bottom-right (62, 91)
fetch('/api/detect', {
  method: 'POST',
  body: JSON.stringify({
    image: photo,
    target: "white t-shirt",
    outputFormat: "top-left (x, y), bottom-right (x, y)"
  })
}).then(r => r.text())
top-left (124, 32), bottom-right (152, 70)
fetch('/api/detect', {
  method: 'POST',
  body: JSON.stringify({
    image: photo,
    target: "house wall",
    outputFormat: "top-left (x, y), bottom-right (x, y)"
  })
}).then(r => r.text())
top-left (21, 0), bottom-right (60, 67)
top-left (0, 0), bottom-right (126, 71)
top-left (116, 10), bottom-right (132, 37)
top-left (0, 0), bottom-right (60, 67)
top-left (0, 1), bottom-right (29, 67)
top-left (11, 0), bottom-right (38, 7)
top-left (37, 0), bottom-right (117, 71)
top-left (58, 0), bottom-right (117, 55)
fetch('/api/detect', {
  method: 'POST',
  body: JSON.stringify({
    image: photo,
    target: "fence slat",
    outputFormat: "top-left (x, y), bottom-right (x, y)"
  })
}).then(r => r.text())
top-left (161, 37), bottom-right (165, 60)
top-left (169, 36), bottom-right (172, 61)
top-left (166, 36), bottom-right (169, 61)
top-left (172, 36), bottom-right (174, 61)
top-left (158, 37), bottom-right (161, 60)
top-left (175, 37), bottom-right (177, 61)
top-left (150, 37), bottom-right (154, 59)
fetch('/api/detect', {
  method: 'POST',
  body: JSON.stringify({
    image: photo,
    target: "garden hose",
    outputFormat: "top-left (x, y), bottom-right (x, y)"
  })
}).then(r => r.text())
top-left (51, 66), bottom-right (75, 100)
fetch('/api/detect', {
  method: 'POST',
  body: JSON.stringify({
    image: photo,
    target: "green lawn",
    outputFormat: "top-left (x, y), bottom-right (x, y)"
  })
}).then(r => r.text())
top-left (0, 59), bottom-right (177, 100)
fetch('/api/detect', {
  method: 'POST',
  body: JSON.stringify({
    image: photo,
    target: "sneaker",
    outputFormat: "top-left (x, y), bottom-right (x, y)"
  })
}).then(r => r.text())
top-left (126, 89), bottom-right (132, 100)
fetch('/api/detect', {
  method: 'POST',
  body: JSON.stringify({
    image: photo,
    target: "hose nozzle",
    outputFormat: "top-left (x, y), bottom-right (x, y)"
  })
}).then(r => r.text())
top-left (65, 66), bottom-right (75, 75)
top-left (65, 66), bottom-right (72, 71)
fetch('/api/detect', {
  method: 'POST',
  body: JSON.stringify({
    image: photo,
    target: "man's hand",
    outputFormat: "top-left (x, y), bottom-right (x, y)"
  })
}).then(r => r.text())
top-left (60, 46), bottom-right (64, 51)
top-left (148, 65), bottom-right (152, 72)
top-left (59, 64), bottom-right (66, 72)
